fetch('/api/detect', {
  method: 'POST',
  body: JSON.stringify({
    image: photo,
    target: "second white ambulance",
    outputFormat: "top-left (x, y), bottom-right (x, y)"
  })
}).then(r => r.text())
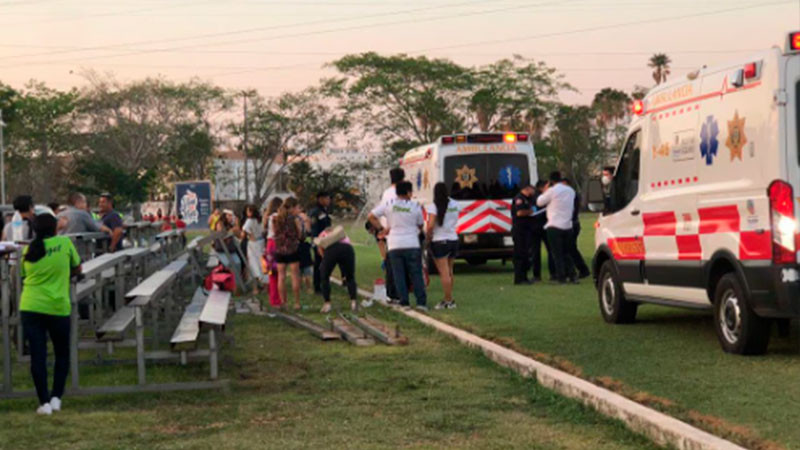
top-left (400, 132), bottom-right (537, 266)
top-left (589, 32), bottom-right (800, 355)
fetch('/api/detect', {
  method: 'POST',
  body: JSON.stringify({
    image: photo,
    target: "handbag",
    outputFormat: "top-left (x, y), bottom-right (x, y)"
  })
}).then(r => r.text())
top-left (204, 264), bottom-right (236, 292)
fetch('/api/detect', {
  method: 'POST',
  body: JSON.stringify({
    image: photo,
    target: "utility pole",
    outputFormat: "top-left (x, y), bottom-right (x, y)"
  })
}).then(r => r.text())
top-left (0, 109), bottom-right (6, 205)
top-left (241, 91), bottom-right (251, 204)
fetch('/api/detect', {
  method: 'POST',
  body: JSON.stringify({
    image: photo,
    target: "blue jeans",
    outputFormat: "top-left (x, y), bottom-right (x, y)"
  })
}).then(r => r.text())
top-left (388, 248), bottom-right (427, 307)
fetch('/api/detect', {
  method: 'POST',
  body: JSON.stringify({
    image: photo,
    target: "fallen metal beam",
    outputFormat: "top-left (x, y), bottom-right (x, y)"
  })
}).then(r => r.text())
top-left (331, 315), bottom-right (374, 346)
top-left (350, 314), bottom-right (408, 346)
top-left (275, 311), bottom-right (341, 340)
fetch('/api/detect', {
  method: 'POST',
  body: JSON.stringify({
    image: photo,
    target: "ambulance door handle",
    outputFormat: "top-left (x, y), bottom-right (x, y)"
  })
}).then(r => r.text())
top-left (630, 209), bottom-right (641, 216)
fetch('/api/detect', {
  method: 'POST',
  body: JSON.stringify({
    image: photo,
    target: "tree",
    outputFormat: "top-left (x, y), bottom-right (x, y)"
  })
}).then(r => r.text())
top-left (286, 160), bottom-right (365, 213)
top-left (3, 82), bottom-right (78, 202)
top-left (468, 56), bottom-right (570, 134)
top-left (549, 105), bottom-right (602, 192)
top-left (592, 88), bottom-right (631, 161)
top-left (76, 74), bottom-right (230, 206)
top-left (648, 53), bottom-right (672, 85)
top-left (231, 87), bottom-right (347, 207)
top-left (329, 52), bottom-right (471, 157)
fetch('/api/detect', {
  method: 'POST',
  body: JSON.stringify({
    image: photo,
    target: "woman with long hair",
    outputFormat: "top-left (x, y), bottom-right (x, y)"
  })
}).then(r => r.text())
top-left (263, 197), bottom-right (283, 308)
top-left (214, 209), bottom-right (243, 275)
top-left (272, 197), bottom-right (302, 310)
top-left (20, 213), bottom-right (81, 415)
top-left (425, 182), bottom-right (461, 309)
top-left (241, 204), bottom-right (266, 296)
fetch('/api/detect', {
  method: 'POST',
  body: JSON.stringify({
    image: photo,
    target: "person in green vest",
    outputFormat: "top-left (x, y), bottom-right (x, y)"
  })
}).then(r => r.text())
top-left (20, 213), bottom-right (81, 415)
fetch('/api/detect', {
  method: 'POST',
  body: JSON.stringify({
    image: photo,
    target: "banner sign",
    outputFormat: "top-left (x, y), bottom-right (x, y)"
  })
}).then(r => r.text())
top-left (175, 181), bottom-right (213, 229)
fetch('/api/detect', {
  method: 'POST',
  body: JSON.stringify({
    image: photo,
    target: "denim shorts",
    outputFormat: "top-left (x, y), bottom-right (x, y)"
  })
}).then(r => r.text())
top-left (431, 240), bottom-right (459, 259)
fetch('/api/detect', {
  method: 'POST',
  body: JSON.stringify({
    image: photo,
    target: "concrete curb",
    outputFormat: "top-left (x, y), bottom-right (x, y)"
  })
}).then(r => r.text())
top-left (346, 283), bottom-right (744, 450)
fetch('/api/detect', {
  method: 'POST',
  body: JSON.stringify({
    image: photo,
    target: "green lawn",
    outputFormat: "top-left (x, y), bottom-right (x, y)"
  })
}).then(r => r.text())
top-left (345, 216), bottom-right (799, 449)
top-left (0, 289), bottom-right (655, 449)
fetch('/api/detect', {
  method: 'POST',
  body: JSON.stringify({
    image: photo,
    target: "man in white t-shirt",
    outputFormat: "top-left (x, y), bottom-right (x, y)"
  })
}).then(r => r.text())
top-left (373, 167), bottom-right (404, 301)
top-left (536, 171), bottom-right (577, 284)
top-left (368, 180), bottom-right (427, 310)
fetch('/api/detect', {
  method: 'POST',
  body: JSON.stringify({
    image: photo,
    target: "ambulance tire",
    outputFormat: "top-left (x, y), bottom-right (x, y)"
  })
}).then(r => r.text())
top-left (713, 274), bottom-right (771, 355)
top-left (597, 261), bottom-right (637, 324)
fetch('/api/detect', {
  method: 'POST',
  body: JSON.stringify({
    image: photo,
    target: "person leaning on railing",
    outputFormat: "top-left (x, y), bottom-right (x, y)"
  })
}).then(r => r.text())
top-left (19, 213), bottom-right (81, 415)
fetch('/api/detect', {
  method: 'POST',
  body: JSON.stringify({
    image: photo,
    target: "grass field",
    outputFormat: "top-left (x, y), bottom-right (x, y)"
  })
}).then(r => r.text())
top-left (344, 216), bottom-right (800, 449)
top-left (0, 288), bottom-right (657, 449)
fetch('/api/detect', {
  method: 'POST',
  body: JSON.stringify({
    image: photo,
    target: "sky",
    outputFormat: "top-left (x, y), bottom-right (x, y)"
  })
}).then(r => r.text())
top-left (0, 0), bottom-right (797, 105)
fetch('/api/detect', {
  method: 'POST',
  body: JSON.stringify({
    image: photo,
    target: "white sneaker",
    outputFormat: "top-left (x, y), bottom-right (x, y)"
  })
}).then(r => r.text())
top-left (320, 303), bottom-right (331, 314)
top-left (50, 397), bottom-right (61, 412)
top-left (350, 300), bottom-right (358, 312)
top-left (361, 299), bottom-right (373, 309)
top-left (36, 403), bottom-right (52, 415)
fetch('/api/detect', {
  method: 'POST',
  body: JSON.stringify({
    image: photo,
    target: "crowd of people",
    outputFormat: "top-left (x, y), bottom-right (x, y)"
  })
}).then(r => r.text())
top-left (512, 171), bottom-right (590, 285)
top-left (367, 168), bottom-right (462, 311)
top-left (2, 167), bottom-right (594, 416)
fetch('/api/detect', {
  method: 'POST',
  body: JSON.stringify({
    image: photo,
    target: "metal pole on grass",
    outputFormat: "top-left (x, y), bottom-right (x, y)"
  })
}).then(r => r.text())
top-left (1, 109), bottom-right (6, 205)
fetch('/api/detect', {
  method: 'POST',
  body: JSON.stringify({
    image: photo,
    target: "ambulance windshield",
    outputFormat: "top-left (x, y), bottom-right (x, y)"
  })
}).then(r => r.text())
top-left (444, 154), bottom-right (530, 200)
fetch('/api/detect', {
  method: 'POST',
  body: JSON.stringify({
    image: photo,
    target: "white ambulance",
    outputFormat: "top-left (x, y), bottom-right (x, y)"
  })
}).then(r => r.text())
top-left (400, 132), bottom-right (537, 265)
top-left (587, 33), bottom-right (800, 355)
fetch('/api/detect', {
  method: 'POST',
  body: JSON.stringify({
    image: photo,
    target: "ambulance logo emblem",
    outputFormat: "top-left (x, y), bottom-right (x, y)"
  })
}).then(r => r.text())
top-left (699, 115), bottom-right (719, 166)
top-left (455, 165), bottom-right (479, 189)
top-left (652, 143), bottom-right (670, 159)
top-left (725, 111), bottom-right (747, 161)
top-left (498, 165), bottom-right (521, 190)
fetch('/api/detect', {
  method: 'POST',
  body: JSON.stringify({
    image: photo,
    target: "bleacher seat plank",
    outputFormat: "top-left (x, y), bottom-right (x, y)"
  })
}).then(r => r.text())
top-left (163, 259), bottom-right (188, 273)
top-left (76, 279), bottom-right (98, 299)
top-left (170, 289), bottom-right (209, 350)
top-left (96, 307), bottom-right (136, 341)
top-left (199, 290), bottom-right (231, 327)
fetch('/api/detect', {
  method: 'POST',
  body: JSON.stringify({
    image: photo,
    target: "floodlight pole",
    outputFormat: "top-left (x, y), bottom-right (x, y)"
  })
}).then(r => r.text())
top-left (0, 109), bottom-right (6, 205)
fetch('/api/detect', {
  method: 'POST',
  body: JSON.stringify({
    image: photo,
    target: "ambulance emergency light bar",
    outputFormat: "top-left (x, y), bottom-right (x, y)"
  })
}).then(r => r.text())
top-left (788, 31), bottom-right (800, 53)
top-left (441, 133), bottom-right (529, 145)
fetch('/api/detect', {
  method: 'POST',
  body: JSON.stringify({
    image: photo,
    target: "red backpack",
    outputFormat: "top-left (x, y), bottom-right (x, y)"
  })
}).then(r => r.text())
top-left (204, 264), bottom-right (236, 293)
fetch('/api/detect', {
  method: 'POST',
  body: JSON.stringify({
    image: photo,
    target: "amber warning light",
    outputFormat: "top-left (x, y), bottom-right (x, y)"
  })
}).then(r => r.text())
top-left (504, 133), bottom-right (517, 143)
top-left (632, 100), bottom-right (644, 116)
top-left (787, 31), bottom-right (800, 52)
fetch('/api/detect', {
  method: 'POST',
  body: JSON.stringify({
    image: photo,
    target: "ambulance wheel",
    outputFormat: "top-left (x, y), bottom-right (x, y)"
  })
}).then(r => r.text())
top-left (598, 261), bottom-right (637, 324)
top-left (713, 274), bottom-right (771, 355)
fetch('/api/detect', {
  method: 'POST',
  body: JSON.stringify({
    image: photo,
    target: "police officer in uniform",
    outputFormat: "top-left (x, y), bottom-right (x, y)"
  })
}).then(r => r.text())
top-left (511, 184), bottom-right (537, 285)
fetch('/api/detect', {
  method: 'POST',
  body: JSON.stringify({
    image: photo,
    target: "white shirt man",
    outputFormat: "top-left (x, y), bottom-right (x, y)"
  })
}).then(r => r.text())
top-left (536, 182), bottom-right (575, 230)
top-left (370, 197), bottom-right (424, 251)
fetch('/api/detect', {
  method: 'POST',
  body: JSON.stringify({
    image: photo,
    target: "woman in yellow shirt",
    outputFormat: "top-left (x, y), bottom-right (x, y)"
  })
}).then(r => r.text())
top-left (20, 213), bottom-right (81, 415)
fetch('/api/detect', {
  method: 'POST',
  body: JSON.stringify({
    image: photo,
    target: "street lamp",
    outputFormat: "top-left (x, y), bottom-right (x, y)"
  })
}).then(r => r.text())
top-left (0, 109), bottom-right (5, 205)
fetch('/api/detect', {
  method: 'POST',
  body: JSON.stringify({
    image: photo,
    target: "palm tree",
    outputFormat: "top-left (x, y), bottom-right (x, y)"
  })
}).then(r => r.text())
top-left (648, 53), bottom-right (672, 85)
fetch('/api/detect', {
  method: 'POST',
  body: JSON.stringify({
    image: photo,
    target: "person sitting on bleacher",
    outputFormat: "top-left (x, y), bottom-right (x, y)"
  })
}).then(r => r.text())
top-left (20, 213), bottom-right (81, 415)
top-left (1, 195), bottom-right (35, 242)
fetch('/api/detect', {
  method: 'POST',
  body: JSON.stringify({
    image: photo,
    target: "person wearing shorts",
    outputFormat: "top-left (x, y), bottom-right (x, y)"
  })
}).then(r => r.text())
top-left (272, 197), bottom-right (303, 310)
top-left (425, 182), bottom-right (461, 310)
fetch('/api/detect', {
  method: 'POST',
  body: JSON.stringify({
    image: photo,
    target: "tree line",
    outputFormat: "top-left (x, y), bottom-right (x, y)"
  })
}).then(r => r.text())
top-left (0, 53), bottom-right (671, 208)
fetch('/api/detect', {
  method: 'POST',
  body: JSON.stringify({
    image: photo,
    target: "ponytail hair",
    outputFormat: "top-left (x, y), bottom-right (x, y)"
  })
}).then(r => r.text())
top-left (433, 182), bottom-right (449, 227)
top-left (25, 214), bottom-right (57, 263)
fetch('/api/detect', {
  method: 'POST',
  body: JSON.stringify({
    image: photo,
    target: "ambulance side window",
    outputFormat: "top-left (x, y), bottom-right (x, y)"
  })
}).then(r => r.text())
top-left (608, 130), bottom-right (641, 213)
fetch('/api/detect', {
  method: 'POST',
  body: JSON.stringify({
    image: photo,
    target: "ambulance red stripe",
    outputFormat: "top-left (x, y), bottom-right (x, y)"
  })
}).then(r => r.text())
top-left (643, 211), bottom-right (677, 236)
top-left (676, 235), bottom-right (702, 260)
top-left (698, 205), bottom-right (740, 234)
top-left (739, 231), bottom-right (772, 260)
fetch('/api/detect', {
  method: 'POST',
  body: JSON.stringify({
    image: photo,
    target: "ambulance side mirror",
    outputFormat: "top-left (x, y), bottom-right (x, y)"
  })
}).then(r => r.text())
top-left (586, 178), bottom-right (606, 213)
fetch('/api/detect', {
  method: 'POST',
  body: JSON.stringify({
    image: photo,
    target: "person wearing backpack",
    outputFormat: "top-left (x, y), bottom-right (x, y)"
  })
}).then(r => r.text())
top-left (272, 197), bottom-right (303, 311)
